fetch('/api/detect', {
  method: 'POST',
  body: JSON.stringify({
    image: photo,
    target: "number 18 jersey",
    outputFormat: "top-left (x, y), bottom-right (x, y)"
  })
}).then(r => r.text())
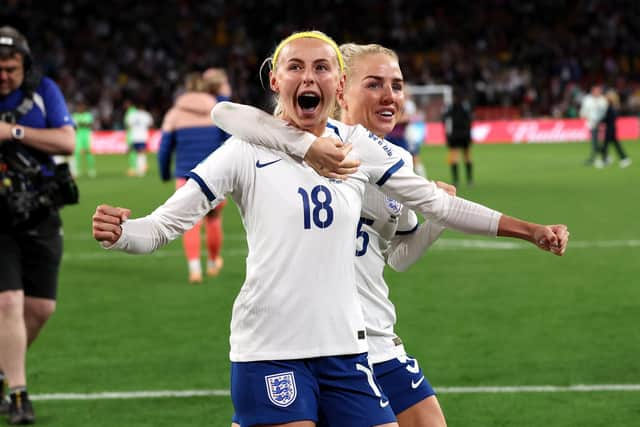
top-left (190, 126), bottom-right (404, 362)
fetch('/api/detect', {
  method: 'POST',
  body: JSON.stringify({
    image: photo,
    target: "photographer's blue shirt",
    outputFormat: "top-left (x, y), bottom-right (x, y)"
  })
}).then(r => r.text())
top-left (0, 77), bottom-right (73, 129)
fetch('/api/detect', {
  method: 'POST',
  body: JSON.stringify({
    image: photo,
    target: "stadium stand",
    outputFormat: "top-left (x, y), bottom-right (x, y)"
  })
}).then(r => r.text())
top-left (2, 0), bottom-right (640, 127)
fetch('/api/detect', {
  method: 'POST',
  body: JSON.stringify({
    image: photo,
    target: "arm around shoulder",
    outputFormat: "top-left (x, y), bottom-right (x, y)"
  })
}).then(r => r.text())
top-left (210, 101), bottom-right (316, 159)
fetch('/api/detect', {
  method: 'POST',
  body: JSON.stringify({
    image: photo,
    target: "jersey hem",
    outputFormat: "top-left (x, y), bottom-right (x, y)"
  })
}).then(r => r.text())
top-left (229, 345), bottom-right (369, 362)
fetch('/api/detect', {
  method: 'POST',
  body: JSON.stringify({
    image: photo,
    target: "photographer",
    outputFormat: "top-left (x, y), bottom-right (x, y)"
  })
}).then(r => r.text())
top-left (0, 26), bottom-right (75, 425)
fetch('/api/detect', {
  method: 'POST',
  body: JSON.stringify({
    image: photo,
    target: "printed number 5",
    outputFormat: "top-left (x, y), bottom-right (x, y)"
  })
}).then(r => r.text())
top-left (298, 185), bottom-right (334, 229)
top-left (356, 218), bottom-right (374, 257)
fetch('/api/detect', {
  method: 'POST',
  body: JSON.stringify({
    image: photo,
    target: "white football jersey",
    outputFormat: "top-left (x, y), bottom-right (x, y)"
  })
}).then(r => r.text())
top-left (125, 109), bottom-right (154, 142)
top-left (190, 125), bottom-right (408, 362)
top-left (111, 104), bottom-right (501, 364)
top-left (208, 103), bottom-right (502, 363)
top-left (355, 147), bottom-right (419, 364)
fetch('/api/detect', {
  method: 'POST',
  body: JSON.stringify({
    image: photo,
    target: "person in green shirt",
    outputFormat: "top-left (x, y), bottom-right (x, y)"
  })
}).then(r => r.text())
top-left (72, 100), bottom-right (96, 177)
top-left (123, 100), bottom-right (137, 176)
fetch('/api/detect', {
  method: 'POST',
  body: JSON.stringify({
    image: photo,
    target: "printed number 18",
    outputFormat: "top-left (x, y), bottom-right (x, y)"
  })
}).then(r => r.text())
top-left (297, 185), bottom-right (334, 229)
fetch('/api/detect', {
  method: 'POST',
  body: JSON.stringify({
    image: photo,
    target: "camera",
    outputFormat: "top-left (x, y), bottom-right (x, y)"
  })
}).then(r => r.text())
top-left (0, 139), bottom-right (78, 229)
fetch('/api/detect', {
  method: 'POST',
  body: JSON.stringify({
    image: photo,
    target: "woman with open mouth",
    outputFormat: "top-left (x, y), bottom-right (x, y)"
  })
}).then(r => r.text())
top-left (93, 30), bottom-right (569, 427)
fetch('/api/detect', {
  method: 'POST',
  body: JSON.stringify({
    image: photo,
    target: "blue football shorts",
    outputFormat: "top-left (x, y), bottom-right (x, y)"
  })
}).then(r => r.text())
top-left (131, 140), bottom-right (147, 152)
top-left (231, 353), bottom-right (396, 427)
top-left (372, 354), bottom-right (436, 415)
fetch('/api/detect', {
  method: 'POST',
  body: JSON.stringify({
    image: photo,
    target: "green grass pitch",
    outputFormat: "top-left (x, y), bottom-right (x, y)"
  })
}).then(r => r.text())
top-left (25, 141), bottom-right (640, 426)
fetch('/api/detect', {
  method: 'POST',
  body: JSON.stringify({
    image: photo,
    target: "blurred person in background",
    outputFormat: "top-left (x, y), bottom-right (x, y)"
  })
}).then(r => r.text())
top-left (579, 84), bottom-right (608, 168)
top-left (123, 99), bottom-right (136, 174)
top-left (158, 69), bottom-right (231, 283)
top-left (601, 89), bottom-right (631, 168)
top-left (442, 90), bottom-right (473, 187)
top-left (71, 98), bottom-right (96, 177)
top-left (0, 26), bottom-right (76, 425)
top-left (124, 98), bottom-right (153, 177)
top-left (403, 92), bottom-right (428, 178)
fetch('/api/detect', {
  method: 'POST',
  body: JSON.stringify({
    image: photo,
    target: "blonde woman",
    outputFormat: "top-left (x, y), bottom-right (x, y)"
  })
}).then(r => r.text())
top-left (95, 31), bottom-right (568, 427)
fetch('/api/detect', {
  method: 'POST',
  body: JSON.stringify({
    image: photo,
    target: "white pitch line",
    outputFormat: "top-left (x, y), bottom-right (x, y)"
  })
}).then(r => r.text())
top-left (30, 384), bottom-right (640, 401)
top-left (433, 239), bottom-right (640, 250)
top-left (437, 384), bottom-right (640, 393)
top-left (62, 238), bottom-right (640, 261)
top-left (63, 233), bottom-right (248, 242)
top-left (32, 390), bottom-right (229, 401)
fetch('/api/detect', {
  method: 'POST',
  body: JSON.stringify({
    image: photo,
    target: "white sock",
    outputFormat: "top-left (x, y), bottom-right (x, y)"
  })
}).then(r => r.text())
top-left (188, 259), bottom-right (201, 275)
top-left (137, 154), bottom-right (147, 175)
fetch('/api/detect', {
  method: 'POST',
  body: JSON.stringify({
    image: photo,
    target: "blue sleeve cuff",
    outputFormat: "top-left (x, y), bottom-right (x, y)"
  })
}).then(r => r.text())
top-left (185, 172), bottom-right (217, 201)
top-left (396, 222), bottom-right (419, 236)
top-left (376, 159), bottom-right (405, 186)
top-left (158, 131), bottom-right (175, 181)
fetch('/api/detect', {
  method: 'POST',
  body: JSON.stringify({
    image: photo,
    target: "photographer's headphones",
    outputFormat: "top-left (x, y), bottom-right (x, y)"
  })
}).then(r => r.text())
top-left (0, 26), bottom-right (32, 71)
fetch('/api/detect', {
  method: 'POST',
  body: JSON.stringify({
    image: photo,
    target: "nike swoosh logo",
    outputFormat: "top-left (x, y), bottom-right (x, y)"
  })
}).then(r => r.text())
top-left (379, 398), bottom-right (389, 408)
top-left (256, 159), bottom-right (282, 168)
top-left (411, 376), bottom-right (425, 389)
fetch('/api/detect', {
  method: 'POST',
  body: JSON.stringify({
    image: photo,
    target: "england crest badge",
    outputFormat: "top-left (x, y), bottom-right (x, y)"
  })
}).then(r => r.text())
top-left (265, 371), bottom-right (297, 407)
top-left (385, 196), bottom-right (402, 217)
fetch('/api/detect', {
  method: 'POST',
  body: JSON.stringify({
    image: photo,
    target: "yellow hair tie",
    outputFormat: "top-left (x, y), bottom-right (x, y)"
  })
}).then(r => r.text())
top-left (272, 31), bottom-right (345, 73)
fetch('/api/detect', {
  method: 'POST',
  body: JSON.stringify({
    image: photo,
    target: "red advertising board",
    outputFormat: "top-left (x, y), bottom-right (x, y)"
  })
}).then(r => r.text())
top-left (89, 118), bottom-right (639, 153)
top-left (90, 130), bottom-right (163, 154)
top-left (425, 117), bottom-right (639, 145)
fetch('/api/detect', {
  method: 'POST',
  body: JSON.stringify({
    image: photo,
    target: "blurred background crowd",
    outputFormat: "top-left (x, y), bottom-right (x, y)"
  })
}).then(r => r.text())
top-left (3, 0), bottom-right (640, 128)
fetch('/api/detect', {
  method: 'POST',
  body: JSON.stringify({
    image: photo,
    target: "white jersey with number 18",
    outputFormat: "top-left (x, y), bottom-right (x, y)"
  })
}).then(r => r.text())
top-left (188, 123), bottom-right (408, 362)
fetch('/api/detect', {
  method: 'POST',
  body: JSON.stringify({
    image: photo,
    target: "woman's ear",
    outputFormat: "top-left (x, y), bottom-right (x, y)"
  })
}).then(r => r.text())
top-left (337, 81), bottom-right (348, 112)
top-left (269, 71), bottom-right (279, 93)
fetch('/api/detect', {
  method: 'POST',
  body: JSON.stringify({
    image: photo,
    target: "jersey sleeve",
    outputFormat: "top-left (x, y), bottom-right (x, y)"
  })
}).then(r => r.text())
top-left (347, 124), bottom-right (414, 187)
top-left (386, 221), bottom-right (445, 272)
top-left (187, 136), bottom-right (250, 204)
top-left (107, 142), bottom-right (249, 254)
top-left (125, 111), bottom-right (133, 127)
top-left (107, 179), bottom-right (218, 253)
top-left (145, 111), bottom-right (154, 127)
top-left (396, 206), bottom-right (419, 235)
top-left (393, 148), bottom-right (418, 235)
top-left (40, 78), bottom-right (74, 129)
top-left (348, 125), bottom-right (501, 236)
top-left (157, 131), bottom-right (176, 181)
top-left (211, 101), bottom-right (317, 159)
top-left (383, 166), bottom-right (501, 236)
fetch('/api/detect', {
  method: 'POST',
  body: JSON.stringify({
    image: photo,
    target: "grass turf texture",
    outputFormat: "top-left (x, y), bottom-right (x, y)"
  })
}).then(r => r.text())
top-left (25, 141), bottom-right (640, 426)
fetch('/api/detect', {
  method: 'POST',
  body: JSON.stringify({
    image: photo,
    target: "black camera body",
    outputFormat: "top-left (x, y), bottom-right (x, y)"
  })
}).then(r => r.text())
top-left (0, 140), bottom-right (78, 229)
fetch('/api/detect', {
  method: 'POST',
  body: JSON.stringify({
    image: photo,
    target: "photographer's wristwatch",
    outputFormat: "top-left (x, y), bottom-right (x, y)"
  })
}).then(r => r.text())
top-left (11, 125), bottom-right (25, 140)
